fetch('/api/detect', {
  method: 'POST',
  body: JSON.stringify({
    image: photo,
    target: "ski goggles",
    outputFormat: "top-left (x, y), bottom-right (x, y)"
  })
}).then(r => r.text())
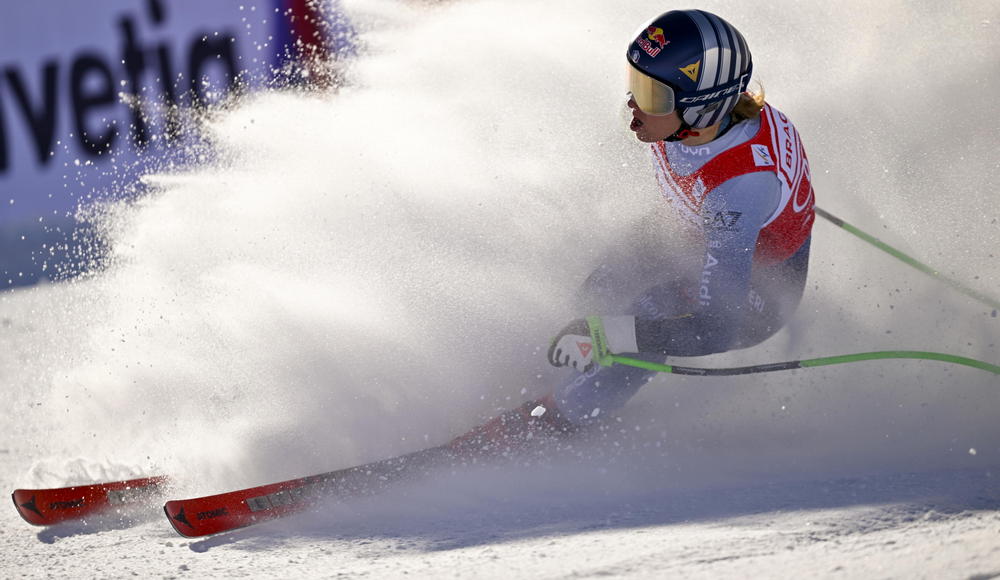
top-left (627, 65), bottom-right (676, 116)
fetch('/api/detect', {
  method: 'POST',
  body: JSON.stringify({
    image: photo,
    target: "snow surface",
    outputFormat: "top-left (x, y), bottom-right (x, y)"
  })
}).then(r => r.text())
top-left (3, 0), bottom-right (1000, 578)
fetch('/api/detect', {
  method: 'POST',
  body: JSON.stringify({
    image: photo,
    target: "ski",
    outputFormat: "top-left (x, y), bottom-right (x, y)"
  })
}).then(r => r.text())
top-left (12, 475), bottom-right (171, 526)
top-left (163, 445), bottom-right (453, 538)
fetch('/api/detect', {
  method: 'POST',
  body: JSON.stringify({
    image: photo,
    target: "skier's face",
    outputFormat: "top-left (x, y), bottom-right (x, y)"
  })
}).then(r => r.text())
top-left (627, 95), bottom-right (682, 143)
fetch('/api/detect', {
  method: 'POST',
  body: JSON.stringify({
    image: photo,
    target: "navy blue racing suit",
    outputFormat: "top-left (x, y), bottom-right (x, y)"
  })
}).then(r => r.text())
top-left (555, 105), bottom-right (815, 424)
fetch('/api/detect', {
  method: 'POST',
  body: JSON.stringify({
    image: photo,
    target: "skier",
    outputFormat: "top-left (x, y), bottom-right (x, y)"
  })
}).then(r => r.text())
top-left (449, 9), bottom-right (815, 457)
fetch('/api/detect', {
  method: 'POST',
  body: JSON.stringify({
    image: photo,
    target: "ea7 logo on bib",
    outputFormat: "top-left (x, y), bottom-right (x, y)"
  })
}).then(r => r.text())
top-left (751, 144), bottom-right (774, 167)
top-left (707, 211), bottom-right (742, 231)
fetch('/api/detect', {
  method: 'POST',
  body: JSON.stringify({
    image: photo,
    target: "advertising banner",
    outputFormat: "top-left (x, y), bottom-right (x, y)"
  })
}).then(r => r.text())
top-left (0, 0), bottom-right (344, 287)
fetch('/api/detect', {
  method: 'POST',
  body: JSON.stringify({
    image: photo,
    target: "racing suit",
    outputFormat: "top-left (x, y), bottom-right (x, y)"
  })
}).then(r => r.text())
top-left (555, 104), bottom-right (816, 424)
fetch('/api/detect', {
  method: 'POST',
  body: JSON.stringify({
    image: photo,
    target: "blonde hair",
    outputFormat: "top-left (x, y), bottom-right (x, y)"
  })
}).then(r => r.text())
top-left (731, 85), bottom-right (766, 121)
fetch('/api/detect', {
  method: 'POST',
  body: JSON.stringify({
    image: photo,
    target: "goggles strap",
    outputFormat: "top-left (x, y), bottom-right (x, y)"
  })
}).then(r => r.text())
top-left (672, 72), bottom-right (752, 108)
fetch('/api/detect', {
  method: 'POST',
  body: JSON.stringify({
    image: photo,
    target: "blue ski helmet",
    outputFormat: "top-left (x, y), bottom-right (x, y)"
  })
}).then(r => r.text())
top-left (627, 10), bottom-right (753, 129)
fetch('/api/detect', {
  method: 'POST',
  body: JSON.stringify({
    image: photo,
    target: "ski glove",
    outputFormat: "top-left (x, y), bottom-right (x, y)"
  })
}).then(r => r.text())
top-left (547, 315), bottom-right (639, 371)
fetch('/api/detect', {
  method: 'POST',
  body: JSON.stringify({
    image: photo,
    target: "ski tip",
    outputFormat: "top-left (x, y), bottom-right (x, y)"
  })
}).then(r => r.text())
top-left (10, 489), bottom-right (33, 526)
top-left (163, 501), bottom-right (201, 538)
top-left (12, 475), bottom-right (172, 527)
top-left (12, 489), bottom-right (45, 526)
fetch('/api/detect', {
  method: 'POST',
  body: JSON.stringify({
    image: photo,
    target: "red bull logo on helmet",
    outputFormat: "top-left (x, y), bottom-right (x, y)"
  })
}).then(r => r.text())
top-left (636, 26), bottom-right (669, 58)
top-left (647, 27), bottom-right (668, 48)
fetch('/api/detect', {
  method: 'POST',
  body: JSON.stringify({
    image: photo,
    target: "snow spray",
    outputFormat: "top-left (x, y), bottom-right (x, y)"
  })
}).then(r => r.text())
top-left (5, 0), bottom-right (999, 496)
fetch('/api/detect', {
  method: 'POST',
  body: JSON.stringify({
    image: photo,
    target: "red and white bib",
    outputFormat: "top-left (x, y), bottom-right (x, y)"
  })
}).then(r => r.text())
top-left (650, 103), bottom-right (815, 264)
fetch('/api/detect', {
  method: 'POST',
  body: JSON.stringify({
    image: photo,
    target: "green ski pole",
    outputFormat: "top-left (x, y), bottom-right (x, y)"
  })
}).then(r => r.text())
top-left (816, 207), bottom-right (1000, 312)
top-left (607, 351), bottom-right (1000, 377)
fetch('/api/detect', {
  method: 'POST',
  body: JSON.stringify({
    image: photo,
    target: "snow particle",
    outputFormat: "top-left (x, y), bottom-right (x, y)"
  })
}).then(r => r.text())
top-left (969, 448), bottom-right (977, 456)
top-left (590, 408), bottom-right (601, 418)
top-left (530, 405), bottom-right (546, 418)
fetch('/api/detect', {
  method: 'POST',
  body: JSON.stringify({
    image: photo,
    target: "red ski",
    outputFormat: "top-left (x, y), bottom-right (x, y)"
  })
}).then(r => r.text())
top-left (12, 475), bottom-right (170, 526)
top-left (164, 446), bottom-right (452, 537)
top-left (163, 397), bottom-right (572, 537)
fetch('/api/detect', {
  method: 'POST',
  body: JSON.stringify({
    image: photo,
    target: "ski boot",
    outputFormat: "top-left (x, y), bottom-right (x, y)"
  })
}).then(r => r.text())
top-left (445, 394), bottom-right (577, 460)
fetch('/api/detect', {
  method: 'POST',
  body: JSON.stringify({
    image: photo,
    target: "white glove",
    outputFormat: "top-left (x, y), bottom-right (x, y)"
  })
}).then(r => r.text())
top-left (547, 316), bottom-right (638, 371)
